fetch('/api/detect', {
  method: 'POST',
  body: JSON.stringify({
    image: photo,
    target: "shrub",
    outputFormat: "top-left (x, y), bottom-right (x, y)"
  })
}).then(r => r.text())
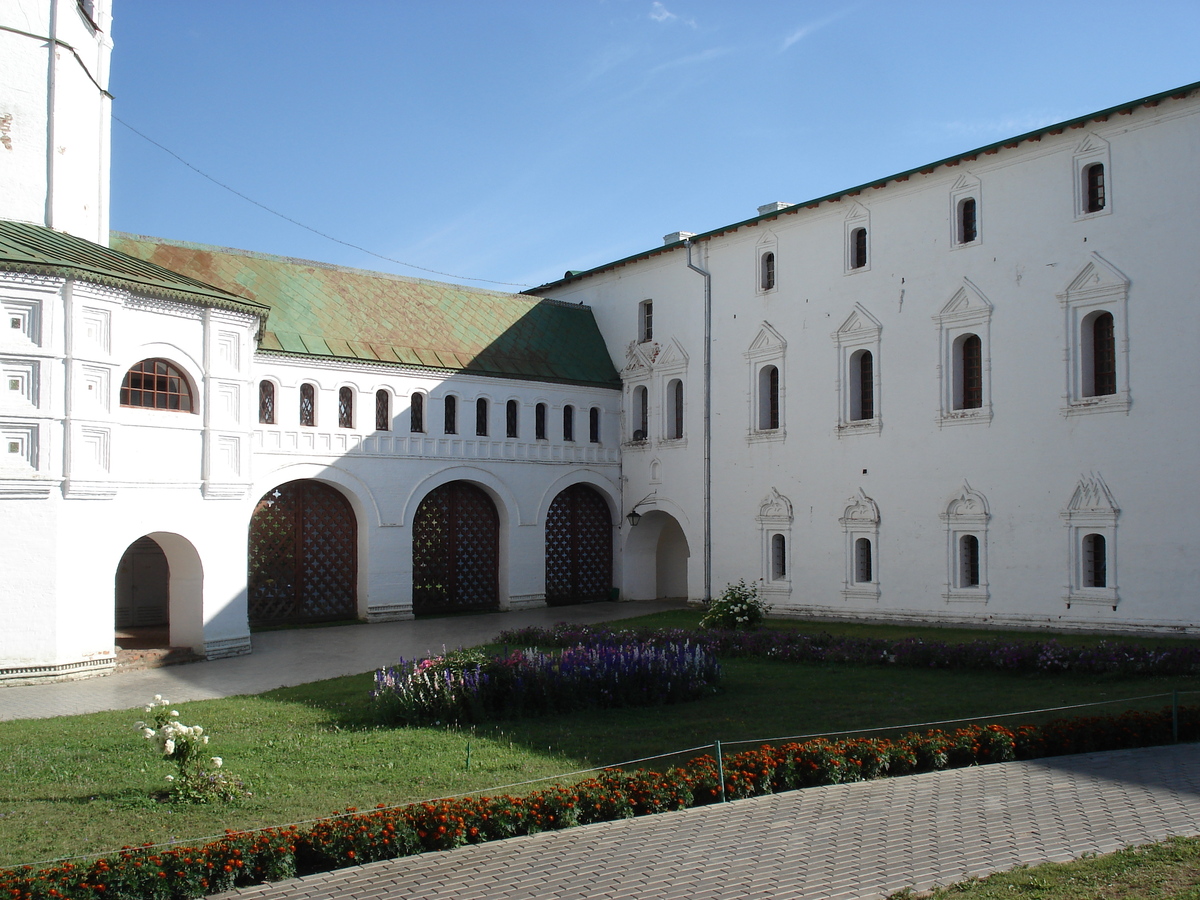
top-left (699, 580), bottom-right (768, 630)
top-left (372, 642), bottom-right (722, 726)
top-left (135, 697), bottom-right (249, 804)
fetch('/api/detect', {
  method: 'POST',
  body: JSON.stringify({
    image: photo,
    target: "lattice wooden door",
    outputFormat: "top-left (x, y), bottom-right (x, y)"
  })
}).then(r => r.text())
top-left (248, 480), bottom-right (357, 625)
top-left (545, 484), bottom-right (613, 604)
top-left (412, 481), bottom-right (499, 615)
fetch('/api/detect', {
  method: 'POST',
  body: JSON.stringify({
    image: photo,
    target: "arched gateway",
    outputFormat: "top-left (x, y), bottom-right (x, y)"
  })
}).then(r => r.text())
top-left (412, 481), bottom-right (499, 615)
top-left (248, 480), bottom-right (358, 625)
top-left (545, 484), bottom-right (613, 604)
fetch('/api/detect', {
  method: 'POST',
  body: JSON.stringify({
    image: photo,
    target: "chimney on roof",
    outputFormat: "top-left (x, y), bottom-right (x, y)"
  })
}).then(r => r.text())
top-left (663, 231), bottom-right (696, 245)
top-left (758, 202), bottom-right (795, 216)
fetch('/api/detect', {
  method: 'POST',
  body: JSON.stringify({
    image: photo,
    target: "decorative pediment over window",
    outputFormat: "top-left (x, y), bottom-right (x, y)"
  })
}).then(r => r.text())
top-left (937, 278), bottom-right (992, 323)
top-left (840, 488), bottom-right (879, 526)
top-left (834, 304), bottom-right (882, 342)
top-left (622, 340), bottom-right (658, 377)
top-left (655, 338), bottom-right (689, 374)
top-left (1065, 473), bottom-right (1119, 516)
top-left (1074, 133), bottom-right (1109, 157)
top-left (758, 487), bottom-right (793, 522)
top-left (745, 321), bottom-right (787, 359)
top-left (1058, 252), bottom-right (1129, 301)
top-left (941, 481), bottom-right (990, 525)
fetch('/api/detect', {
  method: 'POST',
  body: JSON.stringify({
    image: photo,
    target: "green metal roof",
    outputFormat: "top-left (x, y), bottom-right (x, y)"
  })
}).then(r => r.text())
top-left (0, 220), bottom-right (268, 316)
top-left (111, 234), bottom-right (621, 389)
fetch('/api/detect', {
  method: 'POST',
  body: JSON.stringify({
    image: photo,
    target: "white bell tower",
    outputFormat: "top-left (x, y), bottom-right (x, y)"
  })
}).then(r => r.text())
top-left (0, 0), bottom-right (113, 245)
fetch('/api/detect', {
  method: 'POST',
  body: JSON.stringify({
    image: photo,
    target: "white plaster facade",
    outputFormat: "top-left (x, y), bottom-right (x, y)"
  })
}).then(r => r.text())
top-left (537, 87), bottom-right (1200, 635)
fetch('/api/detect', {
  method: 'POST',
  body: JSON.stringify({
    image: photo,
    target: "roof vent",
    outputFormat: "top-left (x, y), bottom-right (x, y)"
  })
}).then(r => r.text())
top-left (758, 202), bottom-right (795, 216)
top-left (663, 231), bottom-right (695, 245)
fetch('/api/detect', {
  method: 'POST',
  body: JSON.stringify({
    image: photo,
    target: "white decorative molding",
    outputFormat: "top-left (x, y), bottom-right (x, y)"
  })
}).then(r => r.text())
top-left (940, 481), bottom-right (990, 603)
top-left (62, 479), bottom-right (118, 499)
top-left (80, 306), bottom-right (111, 354)
top-left (1, 358), bottom-right (38, 408)
top-left (0, 478), bottom-right (54, 499)
top-left (80, 365), bottom-right (112, 411)
top-left (366, 604), bottom-right (415, 623)
top-left (833, 304), bottom-right (882, 436)
top-left (507, 593), bottom-right (548, 610)
top-left (79, 426), bottom-right (111, 473)
top-left (216, 381), bottom-right (241, 424)
top-left (1062, 473), bottom-right (1119, 609)
top-left (217, 331), bottom-right (241, 372)
top-left (0, 423), bottom-right (37, 470)
top-left (934, 279), bottom-right (993, 427)
top-left (746, 322), bottom-right (786, 443)
top-left (757, 488), bottom-right (793, 598)
top-left (757, 487), bottom-right (794, 523)
top-left (0, 655), bottom-right (114, 685)
top-left (1073, 133), bottom-right (1112, 220)
top-left (840, 488), bottom-right (880, 601)
top-left (843, 202), bottom-right (871, 274)
top-left (201, 481), bottom-right (252, 500)
top-left (1, 297), bottom-right (42, 346)
top-left (949, 173), bottom-right (982, 248)
top-left (124, 294), bottom-right (204, 320)
top-left (1059, 253), bottom-right (1131, 417)
top-left (204, 636), bottom-right (252, 659)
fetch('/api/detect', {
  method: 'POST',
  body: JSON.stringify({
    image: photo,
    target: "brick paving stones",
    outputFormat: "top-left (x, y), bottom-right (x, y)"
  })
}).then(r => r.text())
top-left (209, 743), bottom-right (1200, 900)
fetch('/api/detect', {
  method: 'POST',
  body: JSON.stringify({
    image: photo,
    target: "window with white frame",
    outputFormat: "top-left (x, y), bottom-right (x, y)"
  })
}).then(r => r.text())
top-left (476, 397), bottom-right (489, 436)
top-left (757, 233), bottom-right (779, 294)
top-left (299, 382), bottom-right (316, 426)
top-left (535, 402), bottom-right (547, 440)
top-left (258, 380), bottom-right (275, 424)
top-left (589, 406), bottom-right (601, 443)
top-left (563, 404), bottom-right (575, 442)
top-left (375, 389), bottom-right (390, 431)
top-left (338, 386), bottom-right (354, 429)
top-left (631, 384), bottom-right (649, 442)
top-left (949, 174), bottom-right (981, 247)
top-left (840, 489), bottom-right (880, 601)
top-left (1059, 253), bottom-right (1130, 416)
top-left (506, 399), bottom-right (519, 438)
top-left (941, 482), bottom-right (990, 602)
top-left (638, 300), bottom-right (654, 343)
top-left (844, 205), bottom-right (870, 273)
top-left (935, 280), bottom-right (993, 426)
top-left (1062, 474), bottom-right (1119, 608)
top-left (410, 391), bottom-right (425, 433)
top-left (665, 378), bottom-right (684, 440)
top-left (1073, 134), bottom-right (1112, 219)
top-left (443, 395), bottom-right (457, 434)
top-left (745, 323), bottom-right (786, 442)
top-left (757, 488), bottom-right (793, 601)
top-left (834, 304), bottom-right (882, 435)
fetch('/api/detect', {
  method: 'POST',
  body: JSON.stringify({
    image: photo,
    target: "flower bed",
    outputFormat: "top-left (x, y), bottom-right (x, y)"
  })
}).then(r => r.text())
top-left (372, 642), bottom-right (722, 725)
top-left (4, 706), bottom-right (1197, 899)
top-left (495, 623), bottom-right (1200, 677)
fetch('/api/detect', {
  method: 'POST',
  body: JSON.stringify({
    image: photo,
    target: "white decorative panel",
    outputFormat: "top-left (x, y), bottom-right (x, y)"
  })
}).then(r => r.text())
top-left (217, 331), bottom-right (240, 372)
top-left (217, 435), bottom-right (241, 476)
top-left (1, 425), bottom-right (37, 469)
top-left (1, 359), bottom-right (37, 408)
top-left (216, 381), bottom-right (241, 424)
top-left (81, 365), bottom-right (111, 412)
top-left (2, 299), bottom-right (40, 346)
top-left (79, 427), bottom-right (111, 473)
top-left (80, 307), bottom-right (111, 354)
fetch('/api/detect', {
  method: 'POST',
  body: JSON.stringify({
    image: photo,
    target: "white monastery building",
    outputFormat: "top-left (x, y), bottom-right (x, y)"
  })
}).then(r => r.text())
top-left (2, 0), bottom-right (1199, 683)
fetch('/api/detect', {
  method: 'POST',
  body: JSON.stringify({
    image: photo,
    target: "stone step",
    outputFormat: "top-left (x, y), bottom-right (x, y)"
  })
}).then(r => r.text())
top-left (115, 646), bottom-right (203, 672)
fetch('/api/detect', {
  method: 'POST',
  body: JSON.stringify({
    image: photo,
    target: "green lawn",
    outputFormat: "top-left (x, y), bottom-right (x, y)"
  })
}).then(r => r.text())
top-left (1, 613), bottom-right (1198, 868)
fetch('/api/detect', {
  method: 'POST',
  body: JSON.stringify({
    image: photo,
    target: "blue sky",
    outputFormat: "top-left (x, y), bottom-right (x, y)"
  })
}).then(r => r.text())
top-left (109, 1), bottom-right (1200, 290)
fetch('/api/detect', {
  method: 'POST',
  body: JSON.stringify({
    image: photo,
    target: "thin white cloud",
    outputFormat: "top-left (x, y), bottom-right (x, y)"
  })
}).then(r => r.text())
top-left (781, 9), bottom-right (853, 51)
top-left (937, 110), bottom-right (1071, 141)
top-left (649, 2), bottom-right (696, 28)
top-left (647, 45), bottom-right (732, 75)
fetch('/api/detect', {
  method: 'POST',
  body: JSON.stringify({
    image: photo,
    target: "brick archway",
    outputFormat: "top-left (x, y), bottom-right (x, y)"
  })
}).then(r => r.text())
top-left (248, 480), bottom-right (358, 625)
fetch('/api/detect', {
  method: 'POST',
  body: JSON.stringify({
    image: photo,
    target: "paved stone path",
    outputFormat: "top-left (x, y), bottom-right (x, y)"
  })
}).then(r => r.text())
top-left (0, 600), bottom-right (683, 721)
top-left (214, 744), bottom-right (1200, 900)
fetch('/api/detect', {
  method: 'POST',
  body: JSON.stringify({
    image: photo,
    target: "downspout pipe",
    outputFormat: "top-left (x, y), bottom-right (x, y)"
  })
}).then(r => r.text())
top-left (685, 240), bottom-right (712, 602)
top-left (45, 0), bottom-right (59, 230)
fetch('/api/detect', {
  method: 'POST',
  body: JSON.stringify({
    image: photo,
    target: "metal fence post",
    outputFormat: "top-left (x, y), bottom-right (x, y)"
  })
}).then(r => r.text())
top-left (1173, 691), bottom-right (1179, 743)
top-left (715, 739), bottom-right (726, 803)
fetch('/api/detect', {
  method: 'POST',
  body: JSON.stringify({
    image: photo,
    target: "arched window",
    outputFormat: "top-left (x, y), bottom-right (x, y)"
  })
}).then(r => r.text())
top-left (444, 396), bottom-right (457, 434)
top-left (854, 537), bottom-right (873, 583)
top-left (375, 389), bottom-right (390, 431)
top-left (589, 406), bottom-right (601, 443)
top-left (850, 227), bottom-right (867, 269)
top-left (410, 392), bottom-right (425, 433)
top-left (771, 533), bottom-right (786, 581)
top-left (758, 365), bottom-right (779, 430)
top-left (476, 397), bottom-right (489, 436)
top-left (959, 534), bottom-right (980, 587)
top-left (1083, 533), bottom-right (1107, 588)
top-left (338, 387), bottom-right (353, 429)
top-left (535, 402), bottom-right (547, 440)
top-left (760, 251), bottom-right (776, 291)
top-left (958, 334), bottom-right (982, 410)
top-left (850, 350), bottom-right (873, 421)
top-left (958, 197), bottom-right (977, 244)
top-left (563, 405), bottom-right (575, 442)
top-left (506, 399), bottom-right (519, 438)
top-left (1090, 312), bottom-right (1116, 396)
top-left (633, 386), bottom-right (649, 440)
top-left (1085, 163), bottom-right (1105, 213)
top-left (667, 379), bottom-right (684, 439)
top-left (299, 383), bottom-right (315, 426)
top-left (258, 380), bottom-right (275, 424)
top-left (119, 359), bottom-right (194, 412)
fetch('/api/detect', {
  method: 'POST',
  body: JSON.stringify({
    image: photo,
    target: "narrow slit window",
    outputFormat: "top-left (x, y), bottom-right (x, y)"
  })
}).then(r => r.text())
top-left (959, 198), bottom-right (977, 244)
top-left (668, 379), bottom-right (684, 439)
top-left (476, 398), bottom-right (489, 436)
top-left (258, 381), bottom-right (275, 424)
top-left (771, 533), bottom-right (786, 580)
top-left (444, 396), bottom-right (457, 434)
top-left (959, 535), bottom-right (980, 587)
top-left (851, 227), bottom-right (867, 269)
top-left (1083, 533), bottom-right (1107, 588)
top-left (960, 334), bottom-right (982, 409)
top-left (299, 383), bottom-right (315, 426)
top-left (634, 386), bottom-right (649, 440)
top-left (506, 399), bottom-right (519, 438)
top-left (854, 537), bottom-right (873, 583)
top-left (589, 406), bottom-right (600, 443)
top-left (535, 402), bottom-right (547, 440)
top-left (852, 350), bottom-right (874, 421)
top-left (761, 252), bottom-right (776, 291)
top-left (338, 387), bottom-right (353, 429)
top-left (375, 389), bottom-right (390, 431)
top-left (563, 405), bottom-right (575, 442)
top-left (1091, 312), bottom-right (1116, 396)
top-left (1085, 163), bottom-right (1106, 213)
top-left (410, 392), bottom-right (425, 433)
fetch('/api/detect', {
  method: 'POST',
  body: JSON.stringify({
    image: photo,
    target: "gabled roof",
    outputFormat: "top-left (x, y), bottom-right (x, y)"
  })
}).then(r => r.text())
top-left (531, 79), bottom-right (1200, 293)
top-left (112, 234), bottom-right (621, 389)
top-left (0, 220), bottom-right (267, 317)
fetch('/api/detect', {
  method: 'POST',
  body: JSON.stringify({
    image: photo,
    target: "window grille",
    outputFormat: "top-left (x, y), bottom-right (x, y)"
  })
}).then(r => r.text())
top-left (670, 380), bottom-right (683, 439)
top-left (854, 537), bottom-right (872, 583)
top-left (1085, 163), bottom-right (1106, 213)
top-left (338, 387), bottom-right (353, 429)
top-left (771, 534), bottom-right (786, 580)
top-left (506, 399), bottom-right (519, 438)
top-left (299, 383), bottom-right (315, 426)
top-left (535, 402), bottom-right (547, 440)
top-left (589, 406), bottom-right (600, 443)
top-left (410, 392), bottom-right (425, 433)
top-left (476, 398), bottom-right (489, 436)
top-left (1084, 533), bottom-right (1107, 587)
top-left (563, 405), bottom-right (575, 441)
top-left (1092, 312), bottom-right (1116, 396)
top-left (761, 252), bottom-right (776, 290)
top-left (639, 300), bottom-right (653, 342)
top-left (375, 390), bottom-right (390, 431)
top-left (959, 535), bottom-right (980, 587)
top-left (120, 359), bottom-right (194, 412)
top-left (961, 334), bottom-right (983, 409)
top-left (851, 228), bottom-right (867, 269)
top-left (259, 381), bottom-right (275, 424)
top-left (444, 396), bottom-right (457, 434)
top-left (855, 351), bottom-right (874, 421)
top-left (959, 198), bottom-right (977, 243)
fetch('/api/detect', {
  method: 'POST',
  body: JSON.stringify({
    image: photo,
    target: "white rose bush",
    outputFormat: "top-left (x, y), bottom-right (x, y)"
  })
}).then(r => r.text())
top-left (698, 579), bottom-right (768, 630)
top-left (136, 696), bottom-right (248, 803)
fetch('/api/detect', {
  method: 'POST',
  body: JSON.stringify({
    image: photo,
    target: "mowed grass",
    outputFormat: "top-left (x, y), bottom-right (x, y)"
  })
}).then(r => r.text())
top-left (888, 836), bottom-right (1200, 899)
top-left (2, 612), bottom-right (1199, 867)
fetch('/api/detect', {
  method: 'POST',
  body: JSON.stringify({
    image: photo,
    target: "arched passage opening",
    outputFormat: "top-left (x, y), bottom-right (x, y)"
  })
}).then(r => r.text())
top-left (623, 510), bottom-right (690, 601)
top-left (114, 532), bottom-right (204, 657)
top-left (545, 483), bottom-right (613, 605)
top-left (412, 481), bottom-right (500, 615)
top-left (248, 480), bottom-right (358, 626)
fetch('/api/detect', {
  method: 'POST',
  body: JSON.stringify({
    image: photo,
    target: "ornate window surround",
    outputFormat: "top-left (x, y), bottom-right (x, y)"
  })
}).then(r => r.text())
top-left (1062, 473), bottom-right (1119, 609)
top-left (1059, 253), bottom-right (1131, 417)
top-left (934, 279), bottom-right (993, 427)
top-left (745, 322), bottom-right (786, 443)
top-left (757, 487), bottom-right (793, 601)
top-left (940, 482), bottom-right (990, 603)
top-left (840, 489), bottom-right (880, 601)
top-left (834, 304), bottom-right (882, 436)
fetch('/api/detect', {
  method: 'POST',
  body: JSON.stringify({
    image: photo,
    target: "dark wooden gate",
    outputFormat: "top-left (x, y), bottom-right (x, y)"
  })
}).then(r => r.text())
top-left (248, 480), bottom-right (357, 625)
top-left (545, 483), bottom-right (613, 604)
top-left (412, 481), bottom-right (499, 615)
